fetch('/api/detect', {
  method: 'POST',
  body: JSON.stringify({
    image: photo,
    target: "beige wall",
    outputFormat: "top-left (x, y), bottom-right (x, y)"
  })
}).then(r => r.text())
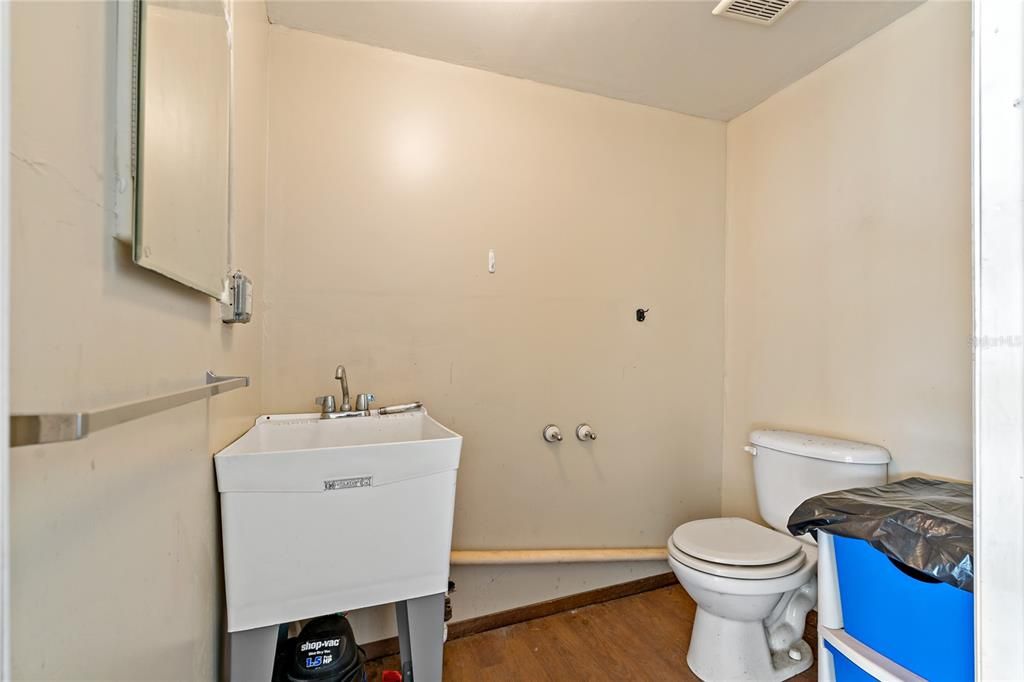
top-left (9, 1), bottom-right (267, 678)
top-left (721, 1), bottom-right (973, 520)
top-left (263, 26), bottom-right (726, 637)
top-left (7, 0), bottom-right (972, 672)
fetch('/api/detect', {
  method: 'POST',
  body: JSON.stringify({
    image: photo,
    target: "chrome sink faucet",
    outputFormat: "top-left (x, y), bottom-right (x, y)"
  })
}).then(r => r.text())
top-left (316, 365), bottom-right (375, 418)
top-left (315, 364), bottom-right (420, 419)
top-left (335, 365), bottom-right (351, 412)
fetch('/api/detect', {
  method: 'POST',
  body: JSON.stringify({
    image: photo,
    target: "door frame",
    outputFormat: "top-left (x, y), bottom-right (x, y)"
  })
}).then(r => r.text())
top-left (972, 0), bottom-right (1024, 678)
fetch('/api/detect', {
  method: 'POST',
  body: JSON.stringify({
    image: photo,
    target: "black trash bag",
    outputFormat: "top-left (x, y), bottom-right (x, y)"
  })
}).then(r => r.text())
top-left (274, 614), bottom-right (367, 682)
top-left (787, 477), bottom-right (973, 592)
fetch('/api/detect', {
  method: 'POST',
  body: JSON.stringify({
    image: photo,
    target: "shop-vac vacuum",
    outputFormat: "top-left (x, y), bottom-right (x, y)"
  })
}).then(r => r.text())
top-left (273, 615), bottom-right (367, 682)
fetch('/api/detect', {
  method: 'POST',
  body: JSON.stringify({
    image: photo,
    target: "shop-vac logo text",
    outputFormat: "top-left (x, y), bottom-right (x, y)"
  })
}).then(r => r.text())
top-left (324, 476), bottom-right (372, 491)
top-left (301, 639), bottom-right (341, 652)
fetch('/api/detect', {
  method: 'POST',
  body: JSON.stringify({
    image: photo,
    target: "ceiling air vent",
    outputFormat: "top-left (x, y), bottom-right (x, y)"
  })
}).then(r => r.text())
top-left (712, 0), bottom-right (799, 26)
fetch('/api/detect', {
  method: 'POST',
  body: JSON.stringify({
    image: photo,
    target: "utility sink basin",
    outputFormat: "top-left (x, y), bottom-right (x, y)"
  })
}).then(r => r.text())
top-left (214, 407), bottom-right (462, 634)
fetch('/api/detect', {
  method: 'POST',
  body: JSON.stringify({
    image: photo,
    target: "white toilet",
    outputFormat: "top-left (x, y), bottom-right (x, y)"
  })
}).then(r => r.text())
top-left (667, 430), bottom-right (890, 682)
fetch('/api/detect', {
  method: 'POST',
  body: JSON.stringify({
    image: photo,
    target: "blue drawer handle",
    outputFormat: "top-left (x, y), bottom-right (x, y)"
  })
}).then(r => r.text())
top-left (887, 556), bottom-right (941, 584)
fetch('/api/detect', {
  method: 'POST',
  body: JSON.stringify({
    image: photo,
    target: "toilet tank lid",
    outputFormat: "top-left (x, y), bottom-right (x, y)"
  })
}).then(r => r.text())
top-left (749, 430), bottom-right (891, 464)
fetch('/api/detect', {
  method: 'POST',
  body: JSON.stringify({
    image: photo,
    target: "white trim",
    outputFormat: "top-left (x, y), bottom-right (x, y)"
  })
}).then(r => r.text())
top-left (815, 531), bottom-right (841, 682)
top-left (972, 0), bottom-right (1024, 679)
top-left (819, 628), bottom-right (926, 682)
top-left (815, 532), bottom-right (843, 630)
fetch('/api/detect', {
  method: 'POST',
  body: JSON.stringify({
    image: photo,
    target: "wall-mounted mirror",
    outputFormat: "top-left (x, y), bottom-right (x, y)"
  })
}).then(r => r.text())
top-left (118, 0), bottom-right (231, 299)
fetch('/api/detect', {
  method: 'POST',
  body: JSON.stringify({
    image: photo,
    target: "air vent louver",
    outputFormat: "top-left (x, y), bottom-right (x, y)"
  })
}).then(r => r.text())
top-left (712, 0), bottom-right (798, 25)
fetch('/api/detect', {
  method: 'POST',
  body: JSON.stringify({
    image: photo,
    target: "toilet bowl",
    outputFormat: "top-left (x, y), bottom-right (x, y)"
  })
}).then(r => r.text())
top-left (667, 517), bottom-right (817, 681)
top-left (666, 430), bottom-right (891, 682)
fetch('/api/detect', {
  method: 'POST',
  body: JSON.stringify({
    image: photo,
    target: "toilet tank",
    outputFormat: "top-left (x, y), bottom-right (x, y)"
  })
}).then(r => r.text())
top-left (750, 430), bottom-right (890, 536)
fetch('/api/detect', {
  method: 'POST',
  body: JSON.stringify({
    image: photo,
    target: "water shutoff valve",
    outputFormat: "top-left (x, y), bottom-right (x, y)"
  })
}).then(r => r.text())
top-left (576, 424), bottom-right (597, 441)
top-left (542, 425), bottom-right (563, 443)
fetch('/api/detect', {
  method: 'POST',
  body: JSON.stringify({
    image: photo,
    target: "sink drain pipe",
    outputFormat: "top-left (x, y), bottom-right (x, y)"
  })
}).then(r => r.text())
top-left (449, 548), bottom-right (668, 565)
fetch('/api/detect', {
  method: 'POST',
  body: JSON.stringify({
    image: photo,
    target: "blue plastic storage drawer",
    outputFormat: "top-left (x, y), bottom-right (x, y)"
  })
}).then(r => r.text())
top-left (824, 640), bottom-right (878, 682)
top-left (833, 535), bottom-right (973, 682)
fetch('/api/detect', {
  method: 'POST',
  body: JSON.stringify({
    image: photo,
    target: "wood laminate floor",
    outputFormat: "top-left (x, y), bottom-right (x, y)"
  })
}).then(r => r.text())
top-left (364, 585), bottom-right (818, 681)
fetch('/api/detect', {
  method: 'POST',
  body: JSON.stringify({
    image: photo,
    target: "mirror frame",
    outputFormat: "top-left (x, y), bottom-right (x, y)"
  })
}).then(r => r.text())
top-left (113, 0), bottom-right (231, 301)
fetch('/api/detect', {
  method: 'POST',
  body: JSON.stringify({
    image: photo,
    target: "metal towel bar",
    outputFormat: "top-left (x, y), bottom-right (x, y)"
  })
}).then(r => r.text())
top-left (9, 371), bottom-right (250, 447)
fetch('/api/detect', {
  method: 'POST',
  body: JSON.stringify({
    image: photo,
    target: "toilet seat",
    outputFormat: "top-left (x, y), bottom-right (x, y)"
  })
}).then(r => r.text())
top-left (667, 540), bottom-right (807, 579)
top-left (669, 517), bottom-right (806, 580)
top-left (672, 517), bottom-right (802, 565)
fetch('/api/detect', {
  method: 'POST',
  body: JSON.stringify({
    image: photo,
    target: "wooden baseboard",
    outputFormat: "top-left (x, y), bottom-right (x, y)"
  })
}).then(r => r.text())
top-left (361, 572), bottom-right (677, 661)
top-left (449, 572), bottom-right (678, 640)
top-left (361, 575), bottom-right (820, 663)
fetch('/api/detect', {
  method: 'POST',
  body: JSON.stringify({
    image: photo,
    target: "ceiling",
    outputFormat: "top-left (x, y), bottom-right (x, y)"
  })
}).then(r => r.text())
top-left (265, 1), bottom-right (923, 121)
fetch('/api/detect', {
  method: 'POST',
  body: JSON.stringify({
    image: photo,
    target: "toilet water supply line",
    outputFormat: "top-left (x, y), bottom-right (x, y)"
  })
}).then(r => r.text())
top-left (449, 548), bottom-right (668, 565)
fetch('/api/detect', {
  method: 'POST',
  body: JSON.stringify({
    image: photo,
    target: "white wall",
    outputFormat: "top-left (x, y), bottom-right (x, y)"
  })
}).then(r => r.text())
top-left (721, 1), bottom-right (972, 520)
top-left (262, 26), bottom-right (726, 639)
top-left (8, 1), bottom-right (267, 677)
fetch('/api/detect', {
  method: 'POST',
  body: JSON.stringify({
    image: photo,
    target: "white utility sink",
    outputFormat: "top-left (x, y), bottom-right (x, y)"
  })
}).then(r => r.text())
top-left (214, 407), bottom-right (462, 682)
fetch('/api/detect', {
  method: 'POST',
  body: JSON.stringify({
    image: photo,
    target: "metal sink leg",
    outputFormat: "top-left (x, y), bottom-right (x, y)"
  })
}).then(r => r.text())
top-left (228, 623), bottom-right (282, 682)
top-left (396, 592), bottom-right (445, 682)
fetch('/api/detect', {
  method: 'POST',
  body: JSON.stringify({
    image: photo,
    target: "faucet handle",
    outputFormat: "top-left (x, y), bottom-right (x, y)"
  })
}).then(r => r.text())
top-left (315, 395), bottom-right (337, 415)
top-left (355, 393), bottom-right (375, 411)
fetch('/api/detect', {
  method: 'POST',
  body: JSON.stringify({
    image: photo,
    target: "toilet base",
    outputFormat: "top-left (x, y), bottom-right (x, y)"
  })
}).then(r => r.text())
top-left (686, 606), bottom-right (813, 682)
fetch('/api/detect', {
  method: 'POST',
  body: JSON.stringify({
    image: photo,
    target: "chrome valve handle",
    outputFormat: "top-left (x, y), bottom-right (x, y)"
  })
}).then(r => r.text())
top-left (543, 425), bottom-right (563, 443)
